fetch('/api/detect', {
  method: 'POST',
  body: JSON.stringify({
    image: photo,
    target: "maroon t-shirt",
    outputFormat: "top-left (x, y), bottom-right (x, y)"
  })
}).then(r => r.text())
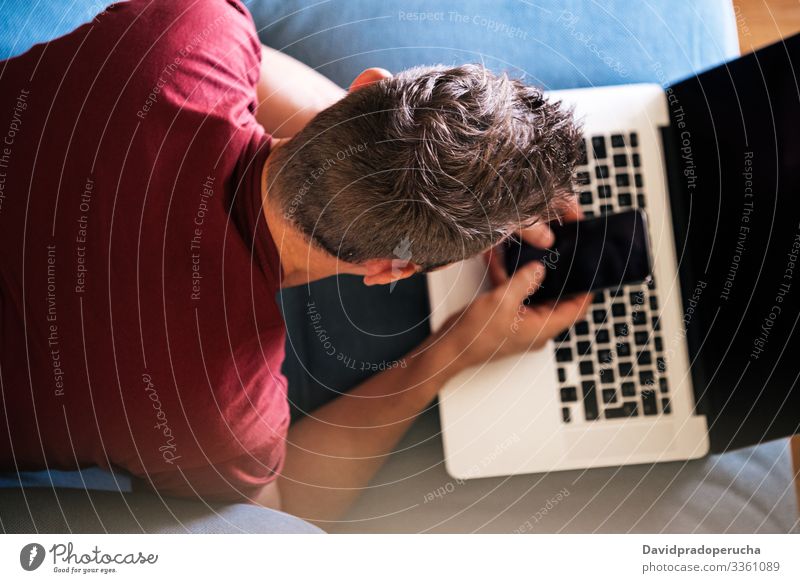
top-left (0, 0), bottom-right (289, 501)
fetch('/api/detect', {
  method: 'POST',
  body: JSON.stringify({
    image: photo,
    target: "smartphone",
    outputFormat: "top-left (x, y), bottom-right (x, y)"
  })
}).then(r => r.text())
top-left (503, 209), bottom-right (653, 304)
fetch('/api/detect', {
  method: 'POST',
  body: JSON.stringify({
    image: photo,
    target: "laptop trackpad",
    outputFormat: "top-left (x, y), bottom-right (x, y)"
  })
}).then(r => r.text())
top-left (562, 422), bottom-right (677, 461)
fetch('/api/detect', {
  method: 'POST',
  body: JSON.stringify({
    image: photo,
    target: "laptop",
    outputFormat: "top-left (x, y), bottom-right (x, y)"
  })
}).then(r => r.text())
top-left (427, 34), bottom-right (800, 479)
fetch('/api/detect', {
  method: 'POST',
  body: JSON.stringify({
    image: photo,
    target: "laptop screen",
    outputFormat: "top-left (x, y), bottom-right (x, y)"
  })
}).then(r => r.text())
top-left (665, 34), bottom-right (800, 452)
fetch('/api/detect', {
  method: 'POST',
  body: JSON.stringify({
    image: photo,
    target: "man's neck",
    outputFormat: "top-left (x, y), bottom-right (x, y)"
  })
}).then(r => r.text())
top-left (260, 154), bottom-right (344, 288)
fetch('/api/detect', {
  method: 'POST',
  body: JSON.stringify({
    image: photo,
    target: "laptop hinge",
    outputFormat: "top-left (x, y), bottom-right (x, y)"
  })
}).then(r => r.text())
top-left (659, 124), bottom-right (711, 420)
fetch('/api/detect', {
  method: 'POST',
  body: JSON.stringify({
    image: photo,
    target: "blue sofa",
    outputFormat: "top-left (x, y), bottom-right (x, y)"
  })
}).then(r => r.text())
top-left (3, 0), bottom-right (796, 533)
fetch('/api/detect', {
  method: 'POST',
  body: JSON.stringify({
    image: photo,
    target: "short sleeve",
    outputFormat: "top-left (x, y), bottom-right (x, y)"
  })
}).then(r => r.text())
top-left (139, 426), bottom-right (288, 502)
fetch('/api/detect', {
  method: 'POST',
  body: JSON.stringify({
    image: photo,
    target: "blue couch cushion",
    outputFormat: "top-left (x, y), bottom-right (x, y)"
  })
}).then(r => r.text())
top-left (245, 0), bottom-right (739, 89)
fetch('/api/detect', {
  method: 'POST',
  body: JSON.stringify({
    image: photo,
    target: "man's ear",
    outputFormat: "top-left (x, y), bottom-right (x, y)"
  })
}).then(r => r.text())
top-left (361, 258), bottom-right (419, 286)
top-left (349, 67), bottom-right (392, 92)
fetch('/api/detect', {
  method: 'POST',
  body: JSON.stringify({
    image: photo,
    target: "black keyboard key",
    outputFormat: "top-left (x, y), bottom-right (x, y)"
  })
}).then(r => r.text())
top-left (621, 381), bottom-right (637, 397)
top-left (595, 165), bottom-right (610, 179)
top-left (661, 397), bottom-right (671, 414)
top-left (595, 329), bottom-right (610, 344)
top-left (575, 321), bottom-right (590, 335)
top-left (577, 340), bottom-right (592, 355)
top-left (592, 309), bottom-right (607, 324)
top-left (634, 173), bottom-right (644, 187)
top-left (649, 296), bottom-right (659, 311)
top-left (618, 192), bottom-right (632, 207)
top-left (613, 153), bottom-right (627, 167)
top-left (611, 134), bottom-right (625, 147)
top-left (600, 204), bottom-right (614, 215)
top-left (591, 136), bottom-right (607, 159)
top-left (615, 173), bottom-right (630, 187)
top-left (579, 361), bottom-right (594, 376)
top-left (642, 389), bottom-right (658, 415)
top-left (657, 356), bottom-right (666, 372)
top-left (611, 303), bottom-right (626, 317)
top-left (593, 291), bottom-right (606, 304)
top-left (556, 347), bottom-right (573, 362)
top-left (617, 342), bottom-right (631, 357)
top-left (637, 350), bottom-right (652, 365)
top-left (555, 329), bottom-right (571, 343)
top-left (579, 190), bottom-right (593, 205)
top-left (614, 323), bottom-right (629, 337)
top-left (652, 316), bottom-right (661, 331)
top-left (634, 331), bottom-right (649, 346)
top-left (632, 153), bottom-right (641, 167)
top-left (597, 349), bottom-right (613, 364)
top-left (562, 407), bottom-right (572, 423)
top-left (597, 184), bottom-right (612, 199)
top-left (629, 291), bottom-right (645, 306)
top-left (618, 361), bottom-right (634, 377)
top-left (584, 210), bottom-right (595, 218)
top-left (599, 367), bottom-right (615, 384)
top-left (581, 381), bottom-right (599, 420)
top-left (576, 171), bottom-right (591, 185)
top-left (637, 193), bottom-right (647, 208)
top-left (560, 386), bottom-right (578, 402)
top-left (654, 336), bottom-right (663, 352)
top-left (609, 287), bottom-right (624, 298)
top-left (659, 378), bottom-right (669, 393)
top-left (629, 132), bottom-right (639, 147)
top-left (639, 370), bottom-right (655, 386)
top-left (605, 401), bottom-right (638, 419)
top-left (558, 367), bottom-right (567, 383)
top-left (631, 311), bottom-right (647, 326)
top-left (602, 388), bottom-right (617, 404)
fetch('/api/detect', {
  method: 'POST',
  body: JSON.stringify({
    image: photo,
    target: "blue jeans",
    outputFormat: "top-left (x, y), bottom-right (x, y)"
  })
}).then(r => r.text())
top-left (0, 0), bottom-right (738, 494)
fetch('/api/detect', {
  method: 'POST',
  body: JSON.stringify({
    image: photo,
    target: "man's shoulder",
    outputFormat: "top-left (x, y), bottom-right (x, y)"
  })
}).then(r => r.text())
top-left (98, 0), bottom-right (260, 71)
top-left (106, 0), bottom-right (255, 32)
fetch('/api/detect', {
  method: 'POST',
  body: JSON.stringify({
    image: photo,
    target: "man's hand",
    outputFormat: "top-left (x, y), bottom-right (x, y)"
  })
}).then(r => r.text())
top-left (446, 195), bottom-right (590, 370)
top-left (441, 261), bottom-right (591, 371)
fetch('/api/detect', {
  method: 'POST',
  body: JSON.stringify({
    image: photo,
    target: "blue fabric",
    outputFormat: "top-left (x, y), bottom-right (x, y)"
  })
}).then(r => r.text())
top-left (0, 466), bottom-right (132, 491)
top-left (0, 0), bottom-right (738, 520)
top-left (0, 487), bottom-right (324, 533)
top-left (244, 0), bottom-right (739, 89)
top-left (0, 0), bottom-right (113, 60)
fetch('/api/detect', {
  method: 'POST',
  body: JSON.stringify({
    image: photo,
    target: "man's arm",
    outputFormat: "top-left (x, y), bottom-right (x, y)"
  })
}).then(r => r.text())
top-left (255, 45), bottom-right (345, 138)
top-left (261, 262), bottom-right (591, 525)
top-left (270, 332), bottom-right (460, 524)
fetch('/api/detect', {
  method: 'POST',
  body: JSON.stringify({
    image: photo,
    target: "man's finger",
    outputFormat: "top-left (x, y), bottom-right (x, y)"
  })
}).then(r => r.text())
top-left (484, 246), bottom-right (509, 286)
top-left (519, 223), bottom-right (555, 249)
top-left (533, 292), bottom-right (593, 336)
top-left (557, 194), bottom-right (583, 222)
top-left (502, 260), bottom-right (546, 305)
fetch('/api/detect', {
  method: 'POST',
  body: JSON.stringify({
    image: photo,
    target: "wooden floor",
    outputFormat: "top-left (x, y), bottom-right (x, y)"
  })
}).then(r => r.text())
top-left (730, 0), bottom-right (800, 514)
top-left (732, 0), bottom-right (800, 50)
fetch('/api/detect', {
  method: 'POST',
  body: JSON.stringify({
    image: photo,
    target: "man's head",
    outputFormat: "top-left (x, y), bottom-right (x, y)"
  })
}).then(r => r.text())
top-left (267, 64), bottom-right (581, 285)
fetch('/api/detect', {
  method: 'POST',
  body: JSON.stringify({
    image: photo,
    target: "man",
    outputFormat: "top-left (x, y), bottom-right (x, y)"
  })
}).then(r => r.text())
top-left (0, 0), bottom-right (589, 523)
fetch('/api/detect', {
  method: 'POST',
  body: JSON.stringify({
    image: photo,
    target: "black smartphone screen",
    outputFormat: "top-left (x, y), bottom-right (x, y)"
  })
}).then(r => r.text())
top-left (503, 209), bottom-right (653, 304)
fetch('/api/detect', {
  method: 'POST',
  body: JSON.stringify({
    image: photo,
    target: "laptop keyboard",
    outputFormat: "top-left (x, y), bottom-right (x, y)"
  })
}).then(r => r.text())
top-left (556, 132), bottom-right (672, 424)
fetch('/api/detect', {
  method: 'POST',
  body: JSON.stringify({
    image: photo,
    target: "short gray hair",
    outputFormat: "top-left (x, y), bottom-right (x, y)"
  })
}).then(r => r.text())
top-left (268, 64), bottom-right (581, 270)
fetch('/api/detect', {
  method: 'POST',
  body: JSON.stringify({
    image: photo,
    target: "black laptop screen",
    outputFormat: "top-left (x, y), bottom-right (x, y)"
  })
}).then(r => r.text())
top-left (665, 34), bottom-right (800, 452)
